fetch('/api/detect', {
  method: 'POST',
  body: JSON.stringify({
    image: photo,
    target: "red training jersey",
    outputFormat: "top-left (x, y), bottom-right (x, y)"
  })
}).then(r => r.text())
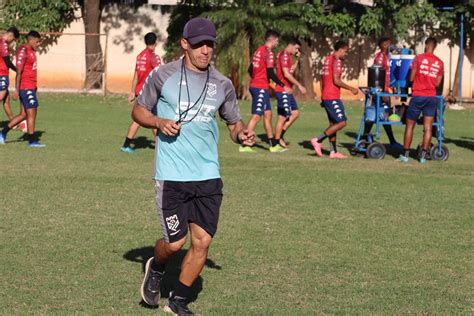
top-left (16, 45), bottom-right (37, 90)
top-left (411, 52), bottom-right (444, 97)
top-left (135, 48), bottom-right (161, 96)
top-left (373, 50), bottom-right (390, 91)
top-left (0, 39), bottom-right (11, 76)
top-left (321, 53), bottom-right (342, 100)
top-left (249, 45), bottom-right (275, 89)
top-left (274, 49), bottom-right (295, 93)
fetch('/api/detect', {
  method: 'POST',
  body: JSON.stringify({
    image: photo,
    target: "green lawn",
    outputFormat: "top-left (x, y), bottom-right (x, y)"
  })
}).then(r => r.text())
top-left (0, 94), bottom-right (473, 314)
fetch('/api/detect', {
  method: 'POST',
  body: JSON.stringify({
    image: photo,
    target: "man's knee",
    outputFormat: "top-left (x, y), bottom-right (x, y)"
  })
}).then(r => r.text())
top-left (339, 120), bottom-right (347, 128)
top-left (292, 111), bottom-right (300, 120)
top-left (192, 234), bottom-right (212, 252)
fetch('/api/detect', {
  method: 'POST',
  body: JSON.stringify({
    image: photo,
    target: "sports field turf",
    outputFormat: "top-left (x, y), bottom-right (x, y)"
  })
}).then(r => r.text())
top-left (0, 94), bottom-right (473, 314)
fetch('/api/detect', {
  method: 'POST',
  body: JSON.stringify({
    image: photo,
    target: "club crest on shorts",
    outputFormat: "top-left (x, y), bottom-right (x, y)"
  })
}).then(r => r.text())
top-left (166, 215), bottom-right (180, 231)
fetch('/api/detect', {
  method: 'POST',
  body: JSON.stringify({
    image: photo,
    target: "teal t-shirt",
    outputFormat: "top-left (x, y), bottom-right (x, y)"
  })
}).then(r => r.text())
top-left (136, 59), bottom-right (241, 181)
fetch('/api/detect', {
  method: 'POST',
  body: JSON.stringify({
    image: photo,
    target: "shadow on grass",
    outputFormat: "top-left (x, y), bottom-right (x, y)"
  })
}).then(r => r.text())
top-left (123, 246), bottom-right (222, 306)
top-left (133, 136), bottom-right (155, 150)
top-left (0, 120), bottom-right (8, 128)
top-left (6, 131), bottom-right (46, 143)
top-left (444, 137), bottom-right (474, 151)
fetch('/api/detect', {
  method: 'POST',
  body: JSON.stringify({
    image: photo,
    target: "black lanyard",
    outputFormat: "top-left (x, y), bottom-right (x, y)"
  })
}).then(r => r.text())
top-left (176, 58), bottom-right (210, 125)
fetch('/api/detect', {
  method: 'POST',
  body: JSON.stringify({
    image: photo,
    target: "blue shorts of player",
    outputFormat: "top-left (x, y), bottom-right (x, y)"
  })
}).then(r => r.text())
top-left (365, 99), bottom-right (391, 122)
top-left (406, 96), bottom-right (438, 121)
top-left (0, 76), bottom-right (9, 92)
top-left (249, 87), bottom-right (271, 116)
top-left (275, 92), bottom-right (298, 117)
top-left (19, 89), bottom-right (39, 109)
top-left (322, 99), bottom-right (347, 123)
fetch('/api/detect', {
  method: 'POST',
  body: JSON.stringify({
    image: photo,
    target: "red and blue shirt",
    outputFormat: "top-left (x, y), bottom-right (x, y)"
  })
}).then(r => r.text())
top-left (321, 53), bottom-right (342, 100)
top-left (135, 48), bottom-right (161, 96)
top-left (411, 52), bottom-right (444, 97)
top-left (16, 45), bottom-right (37, 90)
top-left (275, 49), bottom-right (295, 93)
top-left (249, 45), bottom-right (275, 89)
top-left (0, 39), bottom-right (11, 76)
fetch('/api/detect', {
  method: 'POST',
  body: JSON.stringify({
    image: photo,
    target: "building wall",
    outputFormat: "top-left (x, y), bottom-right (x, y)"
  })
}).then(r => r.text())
top-left (34, 5), bottom-right (171, 93)
top-left (24, 5), bottom-right (474, 99)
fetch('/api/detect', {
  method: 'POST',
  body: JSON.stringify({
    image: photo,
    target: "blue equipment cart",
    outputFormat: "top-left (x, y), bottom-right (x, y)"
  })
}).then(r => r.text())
top-left (351, 87), bottom-right (449, 160)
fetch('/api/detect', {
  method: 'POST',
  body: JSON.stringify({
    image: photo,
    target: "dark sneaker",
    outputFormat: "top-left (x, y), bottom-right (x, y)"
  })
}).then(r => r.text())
top-left (140, 257), bottom-right (164, 306)
top-left (164, 292), bottom-right (194, 315)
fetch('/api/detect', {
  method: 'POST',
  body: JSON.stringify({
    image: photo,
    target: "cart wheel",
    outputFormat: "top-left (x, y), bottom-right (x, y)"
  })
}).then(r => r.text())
top-left (359, 139), bottom-right (368, 148)
top-left (430, 144), bottom-right (449, 161)
top-left (366, 142), bottom-right (386, 159)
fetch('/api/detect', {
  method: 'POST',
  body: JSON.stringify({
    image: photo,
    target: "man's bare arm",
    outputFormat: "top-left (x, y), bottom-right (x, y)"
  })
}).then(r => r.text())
top-left (132, 103), bottom-right (181, 136)
top-left (227, 119), bottom-right (255, 146)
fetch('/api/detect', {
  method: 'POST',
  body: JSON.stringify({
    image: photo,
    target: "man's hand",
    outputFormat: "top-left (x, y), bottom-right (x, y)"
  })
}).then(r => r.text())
top-left (284, 86), bottom-right (293, 94)
top-left (298, 84), bottom-right (307, 94)
top-left (128, 92), bottom-right (135, 103)
top-left (238, 128), bottom-right (256, 147)
top-left (157, 119), bottom-right (181, 137)
top-left (350, 87), bottom-right (359, 95)
top-left (12, 91), bottom-right (19, 101)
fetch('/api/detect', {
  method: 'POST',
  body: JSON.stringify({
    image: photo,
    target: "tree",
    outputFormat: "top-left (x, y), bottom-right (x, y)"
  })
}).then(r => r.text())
top-left (165, 1), bottom-right (317, 99)
top-left (79, 0), bottom-right (103, 90)
top-left (0, 0), bottom-right (76, 51)
top-left (357, 0), bottom-right (473, 98)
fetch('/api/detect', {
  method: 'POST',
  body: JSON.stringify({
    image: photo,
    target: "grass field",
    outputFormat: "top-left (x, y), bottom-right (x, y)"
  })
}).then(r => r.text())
top-left (0, 94), bottom-right (473, 315)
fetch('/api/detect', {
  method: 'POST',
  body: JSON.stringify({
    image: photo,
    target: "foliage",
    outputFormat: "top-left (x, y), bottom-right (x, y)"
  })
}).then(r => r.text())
top-left (0, 0), bottom-right (76, 33)
top-left (0, 0), bottom-right (77, 50)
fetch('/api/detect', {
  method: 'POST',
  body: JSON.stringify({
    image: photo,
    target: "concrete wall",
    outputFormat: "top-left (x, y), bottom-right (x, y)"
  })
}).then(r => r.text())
top-left (18, 4), bottom-right (474, 99)
top-left (33, 5), bottom-right (170, 94)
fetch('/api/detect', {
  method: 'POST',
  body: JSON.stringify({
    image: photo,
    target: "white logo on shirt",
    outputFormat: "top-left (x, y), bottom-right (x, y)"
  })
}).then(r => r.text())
top-left (207, 83), bottom-right (217, 97)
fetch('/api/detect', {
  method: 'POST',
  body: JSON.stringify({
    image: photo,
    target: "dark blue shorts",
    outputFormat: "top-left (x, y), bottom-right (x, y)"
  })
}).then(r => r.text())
top-left (0, 76), bottom-right (9, 92)
top-left (19, 89), bottom-right (39, 109)
top-left (250, 88), bottom-right (271, 116)
top-left (406, 96), bottom-right (438, 121)
top-left (322, 99), bottom-right (347, 123)
top-left (275, 92), bottom-right (298, 117)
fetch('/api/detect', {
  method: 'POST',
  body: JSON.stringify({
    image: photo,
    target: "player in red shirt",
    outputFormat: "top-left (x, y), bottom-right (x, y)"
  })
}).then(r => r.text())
top-left (274, 38), bottom-right (307, 148)
top-left (0, 31), bottom-right (44, 147)
top-left (240, 30), bottom-right (291, 153)
top-left (311, 40), bottom-right (359, 159)
top-left (363, 37), bottom-right (402, 149)
top-left (121, 32), bottom-right (161, 153)
top-left (398, 37), bottom-right (444, 164)
top-left (0, 27), bottom-right (20, 121)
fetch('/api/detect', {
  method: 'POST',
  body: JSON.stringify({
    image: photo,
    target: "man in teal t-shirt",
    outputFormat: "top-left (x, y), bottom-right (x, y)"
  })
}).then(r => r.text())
top-left (132, 17), bottom-right (255, 315)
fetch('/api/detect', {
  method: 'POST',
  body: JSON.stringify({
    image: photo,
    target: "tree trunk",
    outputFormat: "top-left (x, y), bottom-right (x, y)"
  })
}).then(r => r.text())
top-left (82, 0), bottom-right (103, 90)
top-left (294, 39), bottom-right (315, 101)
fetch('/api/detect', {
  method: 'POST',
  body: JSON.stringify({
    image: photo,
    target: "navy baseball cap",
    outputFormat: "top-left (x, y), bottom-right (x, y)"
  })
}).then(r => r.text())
top-left (183, 17), bottom-right (217, 45)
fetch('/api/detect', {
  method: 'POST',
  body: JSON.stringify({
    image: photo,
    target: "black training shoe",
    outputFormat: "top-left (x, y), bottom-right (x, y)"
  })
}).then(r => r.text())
top-left (164, 292), bottom-right (194, 315)
top-left (140, 257), bottom-right (164, 306)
